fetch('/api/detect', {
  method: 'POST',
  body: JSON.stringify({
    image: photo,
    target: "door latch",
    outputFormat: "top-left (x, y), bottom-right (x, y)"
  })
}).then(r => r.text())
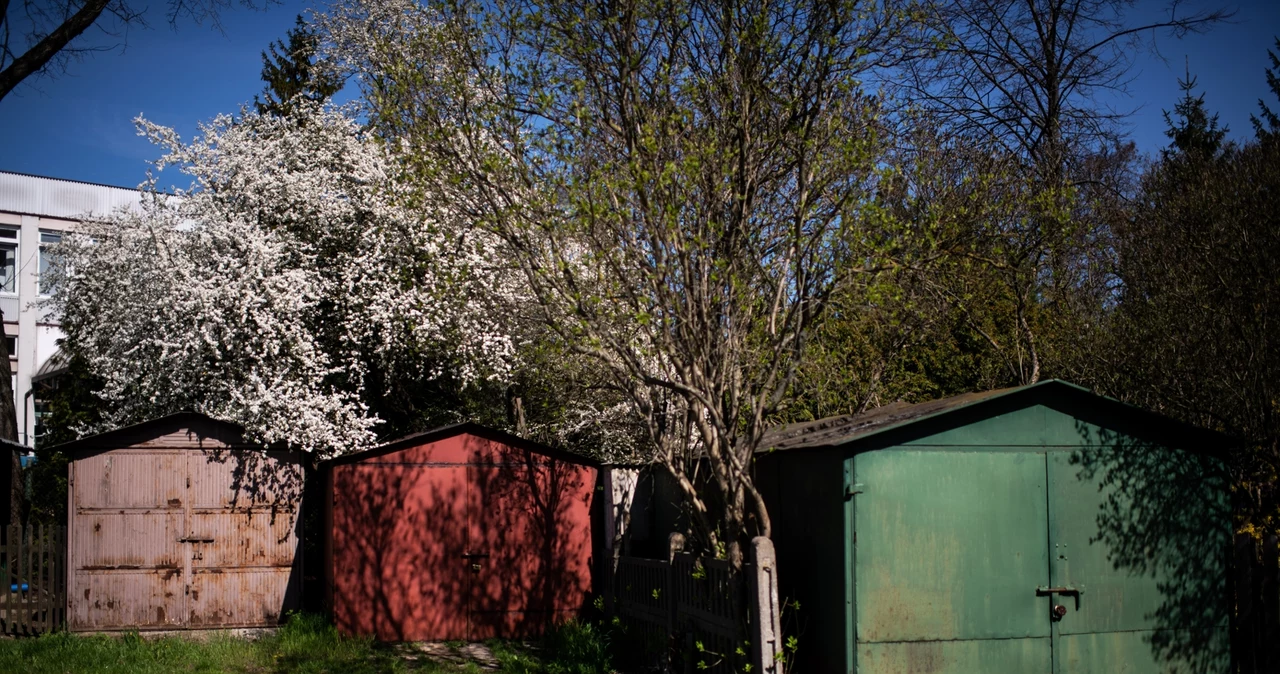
top-left (1037, 586), bottom-right (1083, 611)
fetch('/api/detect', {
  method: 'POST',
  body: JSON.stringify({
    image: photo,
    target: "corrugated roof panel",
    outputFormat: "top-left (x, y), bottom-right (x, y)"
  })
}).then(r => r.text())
top-left (759, 385), bottom-right (1026, 452)
top-left (0, 171), bottom-right (145, 220)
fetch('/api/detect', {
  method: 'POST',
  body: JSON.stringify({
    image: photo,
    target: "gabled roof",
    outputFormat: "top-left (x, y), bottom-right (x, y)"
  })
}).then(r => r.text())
top-left (44, 411), bottom-right (251, 457)
top-left (322, 422), bottom-right (602, 468)
top-left (759, 380), bottom-right (1234, 453)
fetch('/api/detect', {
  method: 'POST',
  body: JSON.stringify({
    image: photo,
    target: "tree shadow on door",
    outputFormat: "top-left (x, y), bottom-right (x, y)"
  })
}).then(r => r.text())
top-left (1068, 418), bottom-right (1231, 673)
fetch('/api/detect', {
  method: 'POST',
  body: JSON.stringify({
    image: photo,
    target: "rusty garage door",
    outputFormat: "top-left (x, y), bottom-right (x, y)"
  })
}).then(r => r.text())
top-left (70, 447), bottom-right (302, 630)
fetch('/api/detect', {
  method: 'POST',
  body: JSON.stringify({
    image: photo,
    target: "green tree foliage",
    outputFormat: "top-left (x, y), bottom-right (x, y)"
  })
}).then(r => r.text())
top-left (256, 15), bottom-right (343, 117)
top-left (1100, 79), bottom-right (1280, 536)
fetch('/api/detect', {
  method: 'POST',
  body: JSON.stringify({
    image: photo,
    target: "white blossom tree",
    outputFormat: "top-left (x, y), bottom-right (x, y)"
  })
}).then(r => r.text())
top-left (48, 103), bottom-right (517, 455)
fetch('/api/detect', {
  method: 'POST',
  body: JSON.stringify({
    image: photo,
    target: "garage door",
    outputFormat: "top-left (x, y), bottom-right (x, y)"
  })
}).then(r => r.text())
top-left (333, 446), bottom-right (596, 641)
top-left (850, 447), bottom-right (1228, 673)
top-left (70, 449), bottom-right (301, 631)
top-left (468, 458), bottom-right (595, 639)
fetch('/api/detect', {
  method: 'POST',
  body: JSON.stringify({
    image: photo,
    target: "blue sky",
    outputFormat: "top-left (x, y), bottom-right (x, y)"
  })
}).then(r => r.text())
top-left (0, 0), bottom-right (1277, 189)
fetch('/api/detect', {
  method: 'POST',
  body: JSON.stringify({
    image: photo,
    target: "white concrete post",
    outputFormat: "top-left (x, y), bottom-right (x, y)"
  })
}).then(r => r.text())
top-left (751, 536), bottom-right (785, 673)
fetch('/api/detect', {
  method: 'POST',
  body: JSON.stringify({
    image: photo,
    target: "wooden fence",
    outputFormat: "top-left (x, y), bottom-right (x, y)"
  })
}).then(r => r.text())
top-left (612, 535), bottom-right (783, 673)
top-left (1, 524), bottom-right (66, 635)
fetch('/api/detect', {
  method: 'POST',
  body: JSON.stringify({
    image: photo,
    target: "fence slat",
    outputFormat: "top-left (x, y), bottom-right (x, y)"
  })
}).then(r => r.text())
top-left (0, 525), bottom-right (68, 636)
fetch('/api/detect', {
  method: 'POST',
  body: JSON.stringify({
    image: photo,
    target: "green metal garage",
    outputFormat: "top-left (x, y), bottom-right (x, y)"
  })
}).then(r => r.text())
top-left (756, 380), bottom-right (1232, 673)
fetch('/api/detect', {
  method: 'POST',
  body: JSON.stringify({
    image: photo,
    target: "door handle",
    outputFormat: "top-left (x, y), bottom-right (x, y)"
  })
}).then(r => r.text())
top-left (179, 536), bottom-right (215, 543)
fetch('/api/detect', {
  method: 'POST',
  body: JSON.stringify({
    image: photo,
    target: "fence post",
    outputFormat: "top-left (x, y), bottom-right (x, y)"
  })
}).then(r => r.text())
top-left (750, 537), bottom-right (784, 674)
top-left (668, 532), bottom-right (684, 640)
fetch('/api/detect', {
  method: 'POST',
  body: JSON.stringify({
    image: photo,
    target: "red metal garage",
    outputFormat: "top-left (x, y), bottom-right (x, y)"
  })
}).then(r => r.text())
top-left (62, 413), bottom-right (303, 631)
top-left (323, 423), bottom-right (601, 641)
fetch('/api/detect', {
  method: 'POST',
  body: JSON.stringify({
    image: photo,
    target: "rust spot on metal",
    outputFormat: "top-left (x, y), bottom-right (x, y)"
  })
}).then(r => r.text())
top-left (93, 522), bottom-right (101, 533)
top-left (904, 641), bottom-right (945, 673)
top-left (191, 589), bottom-right (199, 601)
top-left (156, 607), bottom-right (166, 623)
top-left (160, 568), bottom-right (179, 581)
top-left (83, 588), bottom-right (90, 600)
top-left (167, 498), bottom-right (182, 507)
top-left (80, 564), bottom-right (143, 570)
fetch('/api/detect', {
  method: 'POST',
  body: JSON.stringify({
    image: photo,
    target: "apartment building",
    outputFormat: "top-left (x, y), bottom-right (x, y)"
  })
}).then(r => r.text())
top-left (0, 171), bottom-right (145, 446)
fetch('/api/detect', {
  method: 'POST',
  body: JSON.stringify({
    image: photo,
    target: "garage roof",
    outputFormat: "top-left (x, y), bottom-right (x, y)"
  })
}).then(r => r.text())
top-left (758, 380), bottom-right (1233, 453)
top-left (323, 422), bottom-right (602, 467)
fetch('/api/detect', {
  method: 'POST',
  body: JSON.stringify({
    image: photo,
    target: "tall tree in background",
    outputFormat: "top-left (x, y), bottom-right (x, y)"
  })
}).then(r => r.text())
top-left (256, 15), bottom-right (343, 116)
top-left (0, 0), bottom-right (269, 103)
top-left (320, 0), bottom-right (914, 560)
top-left (908, 0), bottom-right (1228, 181)
top-left (889, 0), bottom-right (1228, 385)
top-left (1163, 69), bottom-right (1228, 157)
top-left (1102, 73), bottom-right (1280, 536)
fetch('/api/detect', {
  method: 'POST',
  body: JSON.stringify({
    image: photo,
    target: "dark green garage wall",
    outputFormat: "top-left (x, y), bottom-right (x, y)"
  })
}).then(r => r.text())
top-left (756, 448), bottom-right (847, 671)
top-left (756, 387), bottom-right (1232, 674)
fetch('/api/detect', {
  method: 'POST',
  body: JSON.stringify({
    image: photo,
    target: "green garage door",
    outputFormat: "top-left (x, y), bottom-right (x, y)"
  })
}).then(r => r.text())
top-left (850, 448), bottom-right (1228, 674)
top-left (1046, 449), bottom-right (1230, 674)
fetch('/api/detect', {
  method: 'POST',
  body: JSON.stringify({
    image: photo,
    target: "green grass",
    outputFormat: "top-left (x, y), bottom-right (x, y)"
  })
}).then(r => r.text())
top-left (0, 614), bottom-right (619, 674)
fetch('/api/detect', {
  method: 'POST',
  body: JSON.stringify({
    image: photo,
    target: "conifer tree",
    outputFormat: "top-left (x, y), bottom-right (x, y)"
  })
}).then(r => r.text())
top-left (1163, 67), bottom-right (1227, 158)
top-left (256, 16), bottom-right (343, 117)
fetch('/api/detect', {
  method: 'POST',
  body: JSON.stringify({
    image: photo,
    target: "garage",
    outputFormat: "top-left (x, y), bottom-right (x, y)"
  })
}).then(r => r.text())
top-left (62, 413), bottom-right (303, 631)
top-left (323, 423), bottom-right (601, 641)
top-left (756, 380), bottom-right (1233, 673)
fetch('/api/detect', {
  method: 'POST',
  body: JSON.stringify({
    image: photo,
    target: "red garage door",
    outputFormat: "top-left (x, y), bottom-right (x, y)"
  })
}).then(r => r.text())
top-left (331, 427), bottom-right (597, 641)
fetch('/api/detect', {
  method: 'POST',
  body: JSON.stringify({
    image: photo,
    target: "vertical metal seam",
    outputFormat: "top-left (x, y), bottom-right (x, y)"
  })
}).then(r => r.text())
top-left (845, 455), bottom-right (857, 674)
top-left (1044, 450), bottom-right (1057, 674)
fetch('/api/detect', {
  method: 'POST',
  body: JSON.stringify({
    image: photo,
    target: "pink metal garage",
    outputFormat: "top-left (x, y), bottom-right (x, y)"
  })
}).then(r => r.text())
top-left (62, 413), bottom-right (303, 631)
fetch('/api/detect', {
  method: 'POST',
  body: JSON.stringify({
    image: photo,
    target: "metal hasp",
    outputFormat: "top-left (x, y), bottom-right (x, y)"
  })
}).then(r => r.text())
top-left (753, 379), bottom-right (1233, 673)
top-left (1037, 585), bottom-right (1083, 611)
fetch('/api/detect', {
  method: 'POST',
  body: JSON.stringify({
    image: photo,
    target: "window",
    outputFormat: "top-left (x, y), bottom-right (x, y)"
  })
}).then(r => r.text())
top-left (3, 335), bottom-right (13, 359)
top-left (38, 230), bottom-right (61, 296)
top-left (0, 228), bottom-right (16, 294)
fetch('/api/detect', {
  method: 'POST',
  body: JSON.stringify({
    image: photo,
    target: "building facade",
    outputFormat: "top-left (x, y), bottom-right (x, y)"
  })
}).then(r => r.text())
top-left (0, 171), bottom-right (145, 446)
